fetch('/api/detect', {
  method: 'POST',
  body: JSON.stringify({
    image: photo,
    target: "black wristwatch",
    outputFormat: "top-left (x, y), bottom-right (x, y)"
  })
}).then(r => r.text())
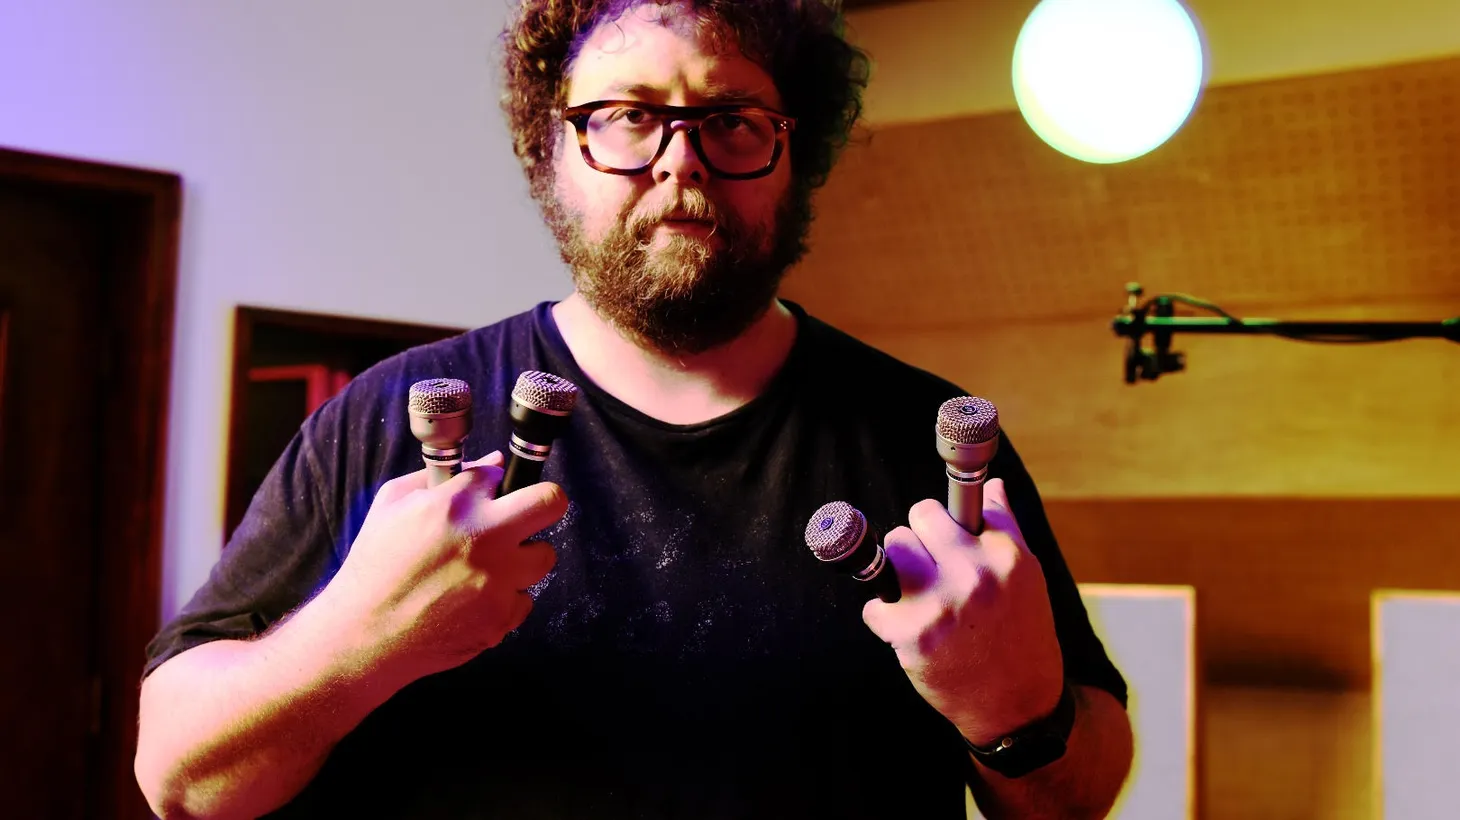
top-left (963, 681), bottom-right (1077, 778)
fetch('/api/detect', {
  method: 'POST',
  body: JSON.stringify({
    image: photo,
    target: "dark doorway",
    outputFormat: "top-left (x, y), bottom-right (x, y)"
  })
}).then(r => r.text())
top-left (0, 146), bottom-right (180, 820)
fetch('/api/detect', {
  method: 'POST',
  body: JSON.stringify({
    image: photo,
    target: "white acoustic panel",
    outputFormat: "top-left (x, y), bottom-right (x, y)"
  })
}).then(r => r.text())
top-left (968, 584), bottom-right (1195, 819)
top-left (1373, 591), bottom-right (1460, 820)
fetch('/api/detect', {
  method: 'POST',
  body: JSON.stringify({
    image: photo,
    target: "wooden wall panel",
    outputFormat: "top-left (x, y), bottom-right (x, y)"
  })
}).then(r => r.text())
top-left (1048, 497), bottom-right (1460, 689)
top-left (787, 55), bottom-right (1460, 330)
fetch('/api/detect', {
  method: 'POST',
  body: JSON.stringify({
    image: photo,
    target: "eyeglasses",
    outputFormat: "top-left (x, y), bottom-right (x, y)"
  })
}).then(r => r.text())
top-left (562, 100), bottom-right (797, 180)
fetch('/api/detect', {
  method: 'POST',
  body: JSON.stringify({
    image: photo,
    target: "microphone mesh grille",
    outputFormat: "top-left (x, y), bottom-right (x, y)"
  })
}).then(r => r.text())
top-left (513, 370), bottom-right (580, 413)
top-left (803, 501), bottom-right (866, 562)
top-left (408, 378), bottom-right (472, 415)
top-left (936, 396), bottom-right (1000, 444)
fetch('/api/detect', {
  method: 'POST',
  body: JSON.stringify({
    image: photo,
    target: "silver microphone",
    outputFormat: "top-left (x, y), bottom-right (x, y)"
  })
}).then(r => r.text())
top-left (803, 501), bottom-right (900, 603)
top-left (935, 396), bottom-right (1000, 534)
top-left (408, 378), bottom-right (473, 488)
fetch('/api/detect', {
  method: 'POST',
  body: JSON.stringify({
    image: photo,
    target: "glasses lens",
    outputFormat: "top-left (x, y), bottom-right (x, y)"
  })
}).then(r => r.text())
top-left (585, 106), bottom-right (664, 170)
top-left (699, 111), bottom-right (778, 174)
top-left (585, 106), bottom-right (780, 174)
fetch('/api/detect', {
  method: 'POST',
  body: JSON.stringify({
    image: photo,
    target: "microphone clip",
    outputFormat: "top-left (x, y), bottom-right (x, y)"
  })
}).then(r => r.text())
top-left (1119, 285), bottom-right (1186, 384)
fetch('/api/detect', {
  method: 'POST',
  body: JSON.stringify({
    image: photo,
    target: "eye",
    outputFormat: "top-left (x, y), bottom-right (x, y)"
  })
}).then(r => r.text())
top-left (605, 107), bottom-right (651, 125)
top-left (718, 114), bottom-right (749, 130)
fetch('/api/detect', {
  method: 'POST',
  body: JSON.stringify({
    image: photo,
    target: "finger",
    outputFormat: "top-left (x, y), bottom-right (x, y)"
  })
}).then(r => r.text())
top-left (451, 462), bottom-right (507, 499)
top-left (907, 498), bottom-right (979, 566)
top-left (862, 596), bottom-right (895, 643)
top-left (507, 590), bottom-right (534, 632)
top-left (881, 524), bottom-right (939, 594)
top-left (372, 469), bottom-right (428, 507)
top-left (487, 481), bottom-right (570, 544)
top-left (503, 540), bottom-right (558, 589)
top-left (862, 586), bottom-right (940, 648)
top-left (464, 450), bottom-right (505, 470)
top-left (981, 478), bottom-right (1029, 550)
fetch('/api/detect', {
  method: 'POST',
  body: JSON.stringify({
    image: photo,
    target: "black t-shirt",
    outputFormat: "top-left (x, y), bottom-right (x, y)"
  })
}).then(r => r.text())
top-left (145, 300), bottom-right (1126, 819)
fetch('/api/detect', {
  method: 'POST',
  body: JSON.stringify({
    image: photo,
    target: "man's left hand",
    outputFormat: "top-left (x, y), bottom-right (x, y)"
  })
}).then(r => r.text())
top-left (862, 478), bottom-right (1066, 747)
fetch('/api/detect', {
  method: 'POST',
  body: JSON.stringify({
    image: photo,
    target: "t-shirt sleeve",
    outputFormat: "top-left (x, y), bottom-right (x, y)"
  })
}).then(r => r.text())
top-left (995, 434), bottom-right (1130, 709)
top-left (140, 405), bottom-right (346, 681)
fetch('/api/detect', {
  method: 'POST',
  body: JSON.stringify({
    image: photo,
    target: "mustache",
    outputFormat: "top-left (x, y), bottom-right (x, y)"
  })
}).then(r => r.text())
top-left (628, 188), bottom-right (719, 236)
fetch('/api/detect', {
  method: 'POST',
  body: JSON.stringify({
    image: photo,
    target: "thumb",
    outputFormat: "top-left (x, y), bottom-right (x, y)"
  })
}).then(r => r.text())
top-left (489, 481), bottom-right (570, 542)
top-left (984, 477), bottom-right (1009, 510)
top-left (981, 478), bottom-right (1027, 547)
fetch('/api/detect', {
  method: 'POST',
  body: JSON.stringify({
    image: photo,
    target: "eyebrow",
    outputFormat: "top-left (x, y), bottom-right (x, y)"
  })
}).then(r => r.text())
top-left (603, 82), bottom-right (778, 108)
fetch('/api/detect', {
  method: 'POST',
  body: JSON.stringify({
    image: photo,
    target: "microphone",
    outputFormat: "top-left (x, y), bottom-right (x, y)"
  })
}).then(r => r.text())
top-left (499, 370), bottom-right (580, 495)
top-left (803, 501), bottom-right (900, 603)
top-left (408, 378), bottom-right (473, 488)
top-left (935, 396), bottom-right (1000, 535)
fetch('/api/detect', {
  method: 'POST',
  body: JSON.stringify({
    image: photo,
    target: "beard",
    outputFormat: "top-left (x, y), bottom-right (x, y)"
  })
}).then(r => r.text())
top-left (543, 181), bottom-right (812, 357)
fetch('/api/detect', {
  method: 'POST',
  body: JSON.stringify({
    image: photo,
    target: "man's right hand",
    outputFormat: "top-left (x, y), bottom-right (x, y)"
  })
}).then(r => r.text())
top-left (323, 450), bottom-right (568, 680)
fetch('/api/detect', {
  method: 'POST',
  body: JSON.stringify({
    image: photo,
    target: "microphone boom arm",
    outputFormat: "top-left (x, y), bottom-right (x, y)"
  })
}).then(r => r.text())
top-left (1113, 284), bottom-right (1460, 383)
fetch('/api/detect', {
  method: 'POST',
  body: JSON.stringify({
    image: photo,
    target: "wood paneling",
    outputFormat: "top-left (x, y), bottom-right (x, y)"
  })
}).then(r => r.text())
top-left (838, 306), bottom-right (1460, 498)
top-left (787, 55), bottom-right (1460, 329)
top-left (1047, 497), bottom-right (1460, 689)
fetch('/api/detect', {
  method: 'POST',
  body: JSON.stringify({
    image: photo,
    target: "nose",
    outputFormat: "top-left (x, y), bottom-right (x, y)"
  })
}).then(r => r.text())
top-left (652, 121), bottom-right (708, 185)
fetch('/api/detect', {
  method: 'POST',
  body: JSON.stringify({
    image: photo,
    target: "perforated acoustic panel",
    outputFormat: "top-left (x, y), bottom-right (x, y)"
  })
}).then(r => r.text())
top-left (785, 55), bottom-right (1460, 331)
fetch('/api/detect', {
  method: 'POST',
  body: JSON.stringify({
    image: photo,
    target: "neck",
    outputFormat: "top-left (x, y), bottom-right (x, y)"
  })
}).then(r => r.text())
top-left (551, 292), bottom-right (798, 425)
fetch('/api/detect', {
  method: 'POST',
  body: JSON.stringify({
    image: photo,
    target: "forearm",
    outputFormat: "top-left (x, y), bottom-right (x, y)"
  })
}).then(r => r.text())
top-left (134, 590), bottom-right (409, 820)
top-left (967, 685), bottom-right (1134, 820)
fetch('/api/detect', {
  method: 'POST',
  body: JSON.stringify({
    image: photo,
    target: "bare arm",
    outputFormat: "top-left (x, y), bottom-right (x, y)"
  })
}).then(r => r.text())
top-left (134, 588), bottom-right (410, 820)
top-left (134, 457), bottom-right (567, 820)
top-left (968, 685), bottom-right (1134, 820)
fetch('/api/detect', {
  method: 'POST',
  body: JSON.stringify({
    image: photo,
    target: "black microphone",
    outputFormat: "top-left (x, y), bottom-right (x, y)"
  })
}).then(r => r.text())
top-left (934, 396), bottom-right (1000, 535)
top-left (803, 501), bottom-right (900, 603)
top-left (499, 370), bottom-right (579, 495)
top-left (408, 378), bottom-right (473, 488)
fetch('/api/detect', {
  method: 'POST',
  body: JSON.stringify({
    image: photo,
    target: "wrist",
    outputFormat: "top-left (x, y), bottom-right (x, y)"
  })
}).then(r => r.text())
top-left (961, 680), bottom-right (1077, 779)
top-left (279, 585), bottom-right (417, 705)
top-left (960, 675), bottom-right (1067, 748)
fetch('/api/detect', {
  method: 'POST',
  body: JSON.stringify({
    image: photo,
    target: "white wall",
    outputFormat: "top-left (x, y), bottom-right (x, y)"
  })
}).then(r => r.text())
top-left (845, 0), bottom-right (1460, 125)
top-left (0, 0), bottom-right (569, 618)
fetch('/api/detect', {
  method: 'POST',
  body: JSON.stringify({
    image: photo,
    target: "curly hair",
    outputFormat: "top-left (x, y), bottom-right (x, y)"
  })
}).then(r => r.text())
top-left (498, 0), bottom-right (871, 206)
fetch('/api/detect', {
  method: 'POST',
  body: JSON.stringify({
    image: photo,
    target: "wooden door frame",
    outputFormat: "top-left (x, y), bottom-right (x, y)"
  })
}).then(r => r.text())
top-left (0, 145), bottom-right (180, 820)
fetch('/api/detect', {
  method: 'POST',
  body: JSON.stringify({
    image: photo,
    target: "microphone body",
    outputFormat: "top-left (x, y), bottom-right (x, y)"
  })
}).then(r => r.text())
top-left (804, 501), bottom-right (900, 603)
top-left (408, 378), bottom-right (473, 488)
top-left (935, 396), bottom-right (1000, 535)
top-left (500, 370), bottom-right (579, 495)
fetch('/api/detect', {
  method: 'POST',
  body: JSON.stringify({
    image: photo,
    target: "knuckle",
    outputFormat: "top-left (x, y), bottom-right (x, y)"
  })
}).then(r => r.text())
top-left (907, 498), bottom-right (941, 528)
top-left (460, 463), bottom-right (504, 490)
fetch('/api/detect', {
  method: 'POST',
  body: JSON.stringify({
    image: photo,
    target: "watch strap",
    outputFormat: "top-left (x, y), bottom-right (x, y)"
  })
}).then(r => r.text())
top-left (963, 680), bottom-right (1077, 778)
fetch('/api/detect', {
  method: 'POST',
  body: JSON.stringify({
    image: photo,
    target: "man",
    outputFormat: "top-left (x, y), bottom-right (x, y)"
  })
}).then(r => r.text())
top-left (135, 1), bottom-right (1133, 817)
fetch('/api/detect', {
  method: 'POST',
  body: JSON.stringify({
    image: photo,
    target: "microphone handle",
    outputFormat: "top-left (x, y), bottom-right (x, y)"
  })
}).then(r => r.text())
top-left (426, 463), bottom-right (458, 488)
top-left (867, 557), bottom-right (901, 604)
top-left (421, 444), bottom-right (464, 488)
top-left (499, 451), bottom-right (546, 495)
top-left (946, 467), bottom-right (989, 535)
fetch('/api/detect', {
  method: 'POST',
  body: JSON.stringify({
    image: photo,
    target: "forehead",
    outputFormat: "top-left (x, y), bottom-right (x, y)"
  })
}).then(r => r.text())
top-left (563, 3), bottom-right (782, 108)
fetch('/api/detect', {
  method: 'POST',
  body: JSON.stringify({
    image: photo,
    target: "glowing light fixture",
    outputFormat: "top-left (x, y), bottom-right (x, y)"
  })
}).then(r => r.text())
top-left (1012, 0), bottom-right (1206, 164)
